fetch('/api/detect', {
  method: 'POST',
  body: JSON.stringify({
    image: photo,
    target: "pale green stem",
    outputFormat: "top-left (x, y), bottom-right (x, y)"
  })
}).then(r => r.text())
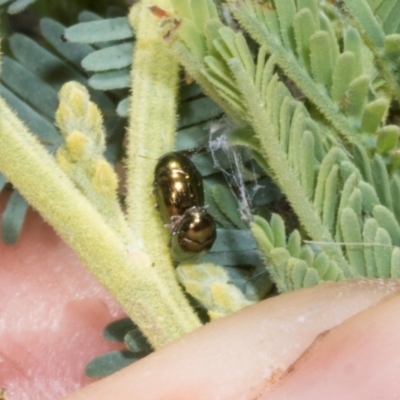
top-left (125, 1), bottom-right (202, 333)
top-left (229, 60), bottom-right (354, 278)
top-left (0, 97), bottom-right (198, 348)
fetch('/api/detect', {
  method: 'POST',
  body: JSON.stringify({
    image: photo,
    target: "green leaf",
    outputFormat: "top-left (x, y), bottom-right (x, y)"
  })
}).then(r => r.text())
top-left (0, 173), bottom-right (6, 193)
top-left (124, 328), bottom-right (152, 353)
top-left (274, 0), bottom-right (296, 51)
top-left (299, 131), bottom-right (315, 199)
top-left (293, 8), bottom-right (317, 72)
top-left (313, 147), bottom-right (341, 214)
top-left (359, 181), bottom-right (380, 214)
top-left (103, 318), bottom-right (137, 342)
top-left (64, 17), bottom-right (134, 44)
top-left (313, 252), bottom-right (330, 279)
top-left (322, 164), bottom-right (339, 234)
top-left (384, 34), bottom-right (400, 59)
top-left (382, 1), bottom-right (400, 34)
top-left (251, 215), bottom-right (275, 248)
top-left (310, 30), bottom-right (333, 87)
top-left (376, 125), bottom-right (399, 153)
top-left (372, 154), bottom-right (393, 210)
top-left (0, 85), bottom-right (61, 152)
top-left (82, 42), bottom-right (134, 72)
top-left (353, 144), bottom-right (374, 185)
top-left (269, 248), bottom-right (291, 292)
top-left (1, 56), bottom-right (58, 121)
top-left (287, 229), bottom-right (301, 257)
top-left (116, 97), bottom-right (130, 117)
top-left (340, 207), bottom-right (366, 276)
top-left (40, 18), bottom-right (93, 70)
top-left (6, 0), bottom-right (36, 14)
top-left (211, 184), bottom-right (246, 229)
top-left (299, 245), bottom-right (315, 267)
top-left (346, 75), bottom-right (370, 117)
top-left (288, 257), bottom-right (307, 290)
top-left (88, 68), bottom-right (131, 90)
top-left (331, 52), bottom-right (356, 103)
top-left (390, 176), bottom-right (400, 223)
top-left (1, 190), bottom-right (28, 245)
top-left (190, 0), bottom-right (212, 32)
top-left (270, 213), bottom-right (286, 248)
top-left (179, 20), bottom-right (207, 61)
top-left (344, 27), bottom-right (363, 78)
top-left (363, 217), bottom-right (379, 277)
top-left (372, 205), bottom-right (400, 246)
top-left (390, 247), bottom-right (400, 278)
top-left (342, 0), bottom-right (385, 48)
top-left (361, 98), bottom-right (389, 133)
top-left (85, 350), bottom-right (144, 378)
top-left (302, 268), bottom-right (320, 287)
top-left (375, 0), bottom-right (398, 24)
top-left (178, 97), bottom-right (222, 128)
top-left (374, 227), bottom-right (392, 278)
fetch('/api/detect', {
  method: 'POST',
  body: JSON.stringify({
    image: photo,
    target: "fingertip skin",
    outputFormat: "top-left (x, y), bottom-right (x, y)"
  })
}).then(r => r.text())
top-left (63, 279), bottom-right (400, 400)
top-left (259, 288), bottom-right (400, 400)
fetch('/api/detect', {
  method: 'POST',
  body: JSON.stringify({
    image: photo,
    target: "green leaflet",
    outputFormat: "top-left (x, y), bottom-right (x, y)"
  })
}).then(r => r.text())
top-left (299, 245), bottom-right (315, 266)
top-left (372, 205), bottom-right (400, 246)
top-left (361, 98), bottom-right (390, 133)
top-left (64, 17), bottom-right (134, 43)
top-left (331, 52), bottom-right (356, 104)
top-left (372, 154), bottom-right (393, 210)
top-left (363, 218), bottom-right (379, 277)
top-left (322, 164), bottom-right (339, 235)
top-left (384, 34), bottom-right (400, 59)
top-left (377, 125), bottom-right (400, 153)
top-left (211, 184), bottom-right (246, 229)
top-left (270, 213), bottom-right (286, 248)
top-left (342, 0), bottom-right (385, 48)
top-left (313, 252), bottom-right (330, 279)
top-left (1, 190), bottom-right (28, 245)
top-left (390, 176), bottom-right (400, 222)
top-left (0, 0), bottom-right (36, 14)
top-left (82, 42), bottom-right (134, 72)
top-left (346, 75), bottom-right (370, 118)
top-left (390, 247), bottom-right (400, 278)
top-left (310, 31), bottom-right (333, 87)
top-left (359, 181), bottom-right (380, 214)
top-left (274, 0), bottom-right (296, 51)
top-left (340, 207), bottom-right (366, 276)
top-left (344, 28), bottom-right (364, 78)
top-left (85, 350), bottom-right (144, 378)
top-left (89, 68), bottom-right (131, 90)
top-left (374, 227), bottom-right (392, 278)
top-left (313, 147), bottom-right (341, 215)
top-left (103, 318), bottom-right (137, 342)
top-left (269, 248), bottom-right (291, 292)
top-left (287, 229), bottom-right (302, 257)
top-left (293, 8), bottom-right (317, 72)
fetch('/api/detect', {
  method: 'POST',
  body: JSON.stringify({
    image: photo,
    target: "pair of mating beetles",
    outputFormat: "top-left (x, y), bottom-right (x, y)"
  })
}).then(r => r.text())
top-left (153, 152), bottom-right (216, 262)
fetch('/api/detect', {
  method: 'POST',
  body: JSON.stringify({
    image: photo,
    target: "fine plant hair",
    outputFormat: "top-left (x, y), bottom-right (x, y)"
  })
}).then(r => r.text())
top-left (1, 0), bottom-right (400, 373)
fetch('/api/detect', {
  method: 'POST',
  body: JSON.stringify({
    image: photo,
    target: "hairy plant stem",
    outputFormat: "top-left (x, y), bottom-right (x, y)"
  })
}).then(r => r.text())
top-left (125, 0), bottom-right (202, 339)
top-left (229, 59), bottom-right (354, 278)
top-left (0, 97), bottom-right (197, 349)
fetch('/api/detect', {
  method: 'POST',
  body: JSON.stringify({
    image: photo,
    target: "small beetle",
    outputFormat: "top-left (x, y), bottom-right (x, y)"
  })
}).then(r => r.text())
top-left (154, 152), bottom-right (204, 224)
top-left (154, 152), bottom-right (216, 261)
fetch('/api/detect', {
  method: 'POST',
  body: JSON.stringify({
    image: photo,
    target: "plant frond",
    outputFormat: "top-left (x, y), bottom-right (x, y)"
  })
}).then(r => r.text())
top-left (0, 0), bottom-right (37, 14)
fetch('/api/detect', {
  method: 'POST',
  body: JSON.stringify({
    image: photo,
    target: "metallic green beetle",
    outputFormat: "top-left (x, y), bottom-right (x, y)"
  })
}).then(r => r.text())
top-left (154, 152), bottom-right (216, 261)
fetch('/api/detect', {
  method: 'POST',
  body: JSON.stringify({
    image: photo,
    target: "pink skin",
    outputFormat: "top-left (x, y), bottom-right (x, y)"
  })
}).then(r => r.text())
top-left (1, 191), bottom-right (400, 399)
